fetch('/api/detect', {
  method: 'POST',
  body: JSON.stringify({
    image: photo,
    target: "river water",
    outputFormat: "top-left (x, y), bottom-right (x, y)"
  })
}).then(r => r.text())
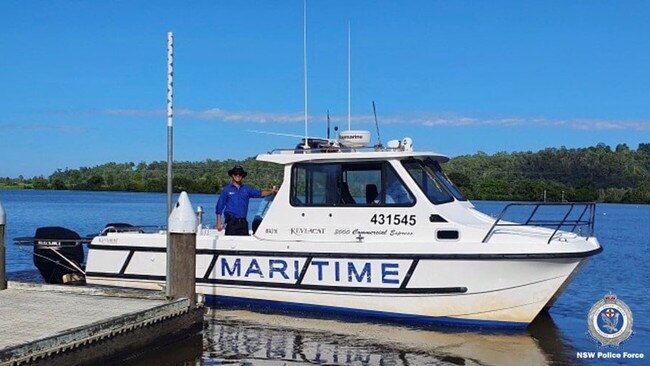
top-left (0, 189), bottom-right (648, 365)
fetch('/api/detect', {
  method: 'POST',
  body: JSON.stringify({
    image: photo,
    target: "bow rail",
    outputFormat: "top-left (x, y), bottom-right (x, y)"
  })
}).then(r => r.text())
top-left (482, 202), bottom-right (596, 244)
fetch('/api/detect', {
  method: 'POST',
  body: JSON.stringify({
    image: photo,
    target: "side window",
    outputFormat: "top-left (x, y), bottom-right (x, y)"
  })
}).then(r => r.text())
top-left (382, 167), bottom-right (415, 205)
top-left (292, 166), bottom-right (307, 205)
top-left (291, 162), bottom-right (414, 207)
top-left (291, 164), bottom-right (340, 205)
top-left (342, 168), bottom-right (380, 205)
top-left (341, 163), bottom-right (415, 206)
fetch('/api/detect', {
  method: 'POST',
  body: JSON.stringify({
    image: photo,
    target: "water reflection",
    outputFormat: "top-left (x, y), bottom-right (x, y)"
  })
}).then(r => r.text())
top-left (116, 332), bottom-right (203, 366)
top-left (203, 308), bottom-right (576, 366)
top-left (529, 312), bottom-right (580, 366)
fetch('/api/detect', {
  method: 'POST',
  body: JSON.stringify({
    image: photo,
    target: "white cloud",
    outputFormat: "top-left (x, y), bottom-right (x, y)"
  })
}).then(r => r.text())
top-left (0, 122), bottom-right (86, 133)
top-left (183, 108), bottom-right (304, 123)
top-left (100, 108), bottom-right (650, 131)
top-left (104, 109), bottom-right (164, 118)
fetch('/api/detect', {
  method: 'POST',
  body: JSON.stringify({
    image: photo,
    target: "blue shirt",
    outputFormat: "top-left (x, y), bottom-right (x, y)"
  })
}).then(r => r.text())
top-left (215, 183), bottom-right (262, 220)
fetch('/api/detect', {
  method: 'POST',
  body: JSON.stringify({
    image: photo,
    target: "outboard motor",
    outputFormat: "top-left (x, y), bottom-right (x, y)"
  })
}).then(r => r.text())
top-left (33, 226), bottom-right (85, 284)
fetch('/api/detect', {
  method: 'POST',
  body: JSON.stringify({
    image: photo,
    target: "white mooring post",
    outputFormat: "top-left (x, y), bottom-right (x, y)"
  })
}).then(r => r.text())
top-left (168, 191), bottom-right (197, 307)
top-left (0, 201), bottom-right (6, 290)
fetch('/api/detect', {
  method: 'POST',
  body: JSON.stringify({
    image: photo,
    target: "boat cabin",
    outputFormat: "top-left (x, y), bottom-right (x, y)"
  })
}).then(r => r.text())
top-left (239, 133), bottom-right (479, 244)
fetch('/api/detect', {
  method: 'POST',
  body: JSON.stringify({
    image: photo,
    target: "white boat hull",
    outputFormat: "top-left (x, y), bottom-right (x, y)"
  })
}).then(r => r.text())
top-left (86, 232), bottom-right (599, 328)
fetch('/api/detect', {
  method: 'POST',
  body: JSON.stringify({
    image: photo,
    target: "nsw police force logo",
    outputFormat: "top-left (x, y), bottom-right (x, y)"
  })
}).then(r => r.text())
top-left (588, 293), bottom-right (634, 346)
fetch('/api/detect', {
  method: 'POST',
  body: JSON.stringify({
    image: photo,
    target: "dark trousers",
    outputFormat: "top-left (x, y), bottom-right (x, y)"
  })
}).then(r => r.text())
top-left (225, 218), bottom-right (249, 236)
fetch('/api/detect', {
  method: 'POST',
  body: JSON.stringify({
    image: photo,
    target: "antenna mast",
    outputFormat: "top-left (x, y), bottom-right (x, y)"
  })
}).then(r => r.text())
top-left (303, 0), bottom-right (309, 149)
top-left (327, 110), bottom-right (331, 139)
top-left (347, 21), bottom-right (351, 131)
top-left (372, 101), bottom-right (383, 148)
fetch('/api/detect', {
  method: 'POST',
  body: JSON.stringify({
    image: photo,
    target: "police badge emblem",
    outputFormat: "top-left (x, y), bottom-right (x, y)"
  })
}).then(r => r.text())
top-left (588, 293), bottom-right (634, 346)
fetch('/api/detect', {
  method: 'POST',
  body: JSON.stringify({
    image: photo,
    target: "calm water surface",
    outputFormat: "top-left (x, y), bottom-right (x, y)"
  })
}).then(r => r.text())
top-left (1, 189), bottom-right (648, 365)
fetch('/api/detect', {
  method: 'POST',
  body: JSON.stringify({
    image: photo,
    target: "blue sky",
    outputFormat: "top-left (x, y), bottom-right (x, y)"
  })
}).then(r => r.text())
top-left (1, 1), bottom-right (649, 178)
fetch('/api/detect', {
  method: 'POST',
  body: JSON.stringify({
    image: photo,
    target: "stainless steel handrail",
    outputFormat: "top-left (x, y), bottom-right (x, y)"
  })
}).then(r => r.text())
top-left (481, 202), bottom-right (596, 244)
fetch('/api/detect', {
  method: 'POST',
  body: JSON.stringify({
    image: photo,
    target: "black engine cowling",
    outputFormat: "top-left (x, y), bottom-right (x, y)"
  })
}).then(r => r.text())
top-left (33, 226), bottom-right (85, 284)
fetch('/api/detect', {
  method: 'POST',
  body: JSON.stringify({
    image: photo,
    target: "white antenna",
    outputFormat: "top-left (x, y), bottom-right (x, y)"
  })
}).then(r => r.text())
top-left (247, 130), bottom-right (306, 139)
top-left (347, 21), bottom-right (351, 131)
top-left (303, 0), bottom-right (309, 149)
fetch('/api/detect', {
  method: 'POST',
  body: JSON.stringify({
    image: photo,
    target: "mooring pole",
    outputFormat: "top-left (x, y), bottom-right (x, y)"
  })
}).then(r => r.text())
top-left (0, 201), bottom-right (6, 290)
top-left (166, 31), bottom-right (174, 218)
top-left (168, 192), bottom-right (197, 306)
top-left (166, 31), bottom-right (174, 298)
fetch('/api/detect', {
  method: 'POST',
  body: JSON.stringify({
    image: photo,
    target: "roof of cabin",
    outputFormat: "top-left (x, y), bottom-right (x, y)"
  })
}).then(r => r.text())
top-left (256, 150), bottom-right (450, 165)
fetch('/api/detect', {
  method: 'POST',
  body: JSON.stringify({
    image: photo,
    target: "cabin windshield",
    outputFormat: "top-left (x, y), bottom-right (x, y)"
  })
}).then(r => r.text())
top-left (423, 158), bottom-right (467, 201)
top-left (401, 158), bottom-right (454, 204)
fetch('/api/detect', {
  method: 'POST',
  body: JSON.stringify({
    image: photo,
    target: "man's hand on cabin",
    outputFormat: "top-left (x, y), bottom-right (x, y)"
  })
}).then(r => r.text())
top-left (262, 186), bottom-right (279, 197)
top-left (216, 216), bottom-right (224, 231)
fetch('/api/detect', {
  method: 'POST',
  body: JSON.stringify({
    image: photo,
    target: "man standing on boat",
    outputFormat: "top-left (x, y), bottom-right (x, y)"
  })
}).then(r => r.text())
top-left (216, 165), bottom-right (278, 235)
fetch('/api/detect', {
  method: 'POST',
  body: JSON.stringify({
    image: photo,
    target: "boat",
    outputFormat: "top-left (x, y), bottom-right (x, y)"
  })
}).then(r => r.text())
top-left (79, 130), bottom-right (602, 328)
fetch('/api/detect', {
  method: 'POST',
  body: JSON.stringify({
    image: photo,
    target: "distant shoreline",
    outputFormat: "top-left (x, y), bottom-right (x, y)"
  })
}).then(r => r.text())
top-left (2, 142), bottom-right (649, 204)
top-left (1, 186), bottom-right (648, 205)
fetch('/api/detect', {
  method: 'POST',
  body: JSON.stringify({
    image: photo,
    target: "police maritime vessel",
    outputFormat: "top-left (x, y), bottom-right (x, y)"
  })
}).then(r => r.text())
top-left (78, 130), bottom-right (602, 328)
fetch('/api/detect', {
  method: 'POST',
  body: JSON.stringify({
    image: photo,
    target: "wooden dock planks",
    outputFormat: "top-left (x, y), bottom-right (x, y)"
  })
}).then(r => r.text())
top-left (0, 282), bottom-right (204, 365)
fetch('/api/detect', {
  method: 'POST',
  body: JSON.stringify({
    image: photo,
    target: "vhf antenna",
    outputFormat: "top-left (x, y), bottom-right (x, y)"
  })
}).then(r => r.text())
top-left (302, 0), bottom-right (309, 149)
top-left (327, 109), bottom-right (331, 140)
top-left (347, 21), bottom-right (351, 131)
top-left (372, 101), bottom-right (383, 149)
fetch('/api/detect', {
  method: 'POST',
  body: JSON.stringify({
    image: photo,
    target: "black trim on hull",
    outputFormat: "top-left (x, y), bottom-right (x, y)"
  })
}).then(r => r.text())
top-left (296, 257), bottom-right (313, 285)
top-left (203, 255), bottom-right (219, 279)
top-left (119, 250), bottom-right (135, 275)
top-left (400, 259), bottom-right (420, 289)
top-left (84, 272), bottom-right (468, 294)
top-left (88, 244), bottom-right (603, 260)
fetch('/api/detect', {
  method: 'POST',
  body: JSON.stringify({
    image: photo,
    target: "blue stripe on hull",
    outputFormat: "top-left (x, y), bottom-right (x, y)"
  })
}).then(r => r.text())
top-left (204, 294), bottom-right (528, 330)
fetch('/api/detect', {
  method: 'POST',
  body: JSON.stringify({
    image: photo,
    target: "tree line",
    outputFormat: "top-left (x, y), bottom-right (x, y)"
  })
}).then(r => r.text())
top-left (2, 142), bottom-right (649, 203)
